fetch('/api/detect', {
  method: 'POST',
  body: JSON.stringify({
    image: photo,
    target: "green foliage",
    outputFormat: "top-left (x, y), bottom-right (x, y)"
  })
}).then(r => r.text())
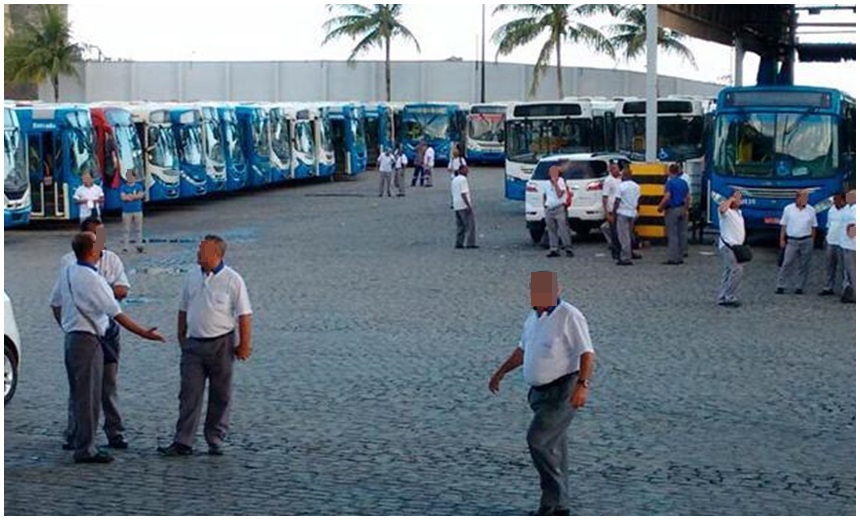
top-left (607, 4), bottom-right (697, 68)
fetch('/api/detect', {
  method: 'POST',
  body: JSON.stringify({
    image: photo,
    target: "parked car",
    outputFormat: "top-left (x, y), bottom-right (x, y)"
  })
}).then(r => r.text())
top-left (4, 291), bottom-right (22, 405)
top-left (525, 153), bottom-right (630, 244)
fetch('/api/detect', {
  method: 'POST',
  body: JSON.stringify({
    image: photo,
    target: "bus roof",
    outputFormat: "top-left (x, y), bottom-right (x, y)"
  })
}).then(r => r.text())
top-left (716, 85), bottom-right (854, 111)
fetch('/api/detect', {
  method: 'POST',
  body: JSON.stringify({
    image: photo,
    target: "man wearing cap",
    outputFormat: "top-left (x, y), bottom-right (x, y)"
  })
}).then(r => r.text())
top-left (159, 234), bottom-right (253, 456)
top-left (489, 271), bottom-right (595, 516)
top-left (776, 190), bottom-right (818, 294)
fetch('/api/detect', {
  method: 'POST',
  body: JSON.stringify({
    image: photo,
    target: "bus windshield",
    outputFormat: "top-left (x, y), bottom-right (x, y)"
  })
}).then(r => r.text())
top-left (203, 120), bottom-right (225, 167)
top-left (615, 115), bottom-right (704, 161)
top-left (352, 114), bottom-right (366, 148)
top-left (296, 121), bottom-right (315, 155)
top-left (147, 125), bottom-right (178, 169)
top-left (69, 127), bottom-right (98, 178)
top-left (319, 119), bottom-right (334, 153)
top-left (222, 119), bottom-right (245, 165)
top-left (506, 119), bottom-right (593, 164)
top-left (180, 125), bottom-right (204, 166)
top-left (469, 115), bottom-right (504, 143)
top-left (404, 113), bottom-right (449, 141)
top-left (270, 116), bottom-right (291, 163)
top-left (252, 115), bottom-right (270, 158)
top-left (713, 112), bottom-right (838, 179)
top-left (4, 126), bottom-right (28, 193)
top-left (114, 124), bottom-right (144, 180)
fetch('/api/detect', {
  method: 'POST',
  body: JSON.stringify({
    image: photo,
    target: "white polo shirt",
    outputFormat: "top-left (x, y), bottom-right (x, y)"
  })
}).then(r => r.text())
top-left (51, 263), bottom-right (122, 336)
top-left (780, 203), bottom-right (817, 239)
top-left (719, 207), bottom-right (745, 247)
top-left (451, 175), bottom-right (471, 211)
top-left (378, 153), bottom-right (395, 173)
top-left (602, 174), bottom-right (621, 211)
top-left (826, 205), bottom-right (844, 246)
top-left (73, 185), bottom-right (104, 220)
top-left (616, 180), bottom-right (641, 218)
top-left (543, 178), bottom-right (566, 209)
top-left (448, 156), bottom-right (467, 173)
top-left (424, 147), bottom-right (435, 168)
top-left (50, 250), bottom-right (129, 309)
top-left (396, 154), bottom-right (408, 170)
top-left (841, 204), bottom-right (856, 251)
top-left (517, 300), bottom-right (595, 387)
top-left (179, 263), bottom-right (252, 339)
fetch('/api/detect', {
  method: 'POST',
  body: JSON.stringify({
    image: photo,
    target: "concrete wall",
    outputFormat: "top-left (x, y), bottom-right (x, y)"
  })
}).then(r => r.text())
top-left (38, 60), bottom-right (722, 103)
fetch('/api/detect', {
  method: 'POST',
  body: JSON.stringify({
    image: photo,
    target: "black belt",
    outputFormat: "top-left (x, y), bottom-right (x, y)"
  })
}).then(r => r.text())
top-left (188, 331), bottom-right (234, 343)
top-left (788, 235), bottom-right (812, 241)
top-left (532, 371), bottom-right (578, 392)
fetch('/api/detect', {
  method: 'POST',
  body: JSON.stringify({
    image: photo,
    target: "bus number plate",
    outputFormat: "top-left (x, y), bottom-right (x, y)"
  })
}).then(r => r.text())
top-left (764, 217), bottom-right (780, 225)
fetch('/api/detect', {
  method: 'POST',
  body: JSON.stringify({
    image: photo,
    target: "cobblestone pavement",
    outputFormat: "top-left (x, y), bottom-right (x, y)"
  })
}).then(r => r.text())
top-left (4, 168), bottom-right (855, 515)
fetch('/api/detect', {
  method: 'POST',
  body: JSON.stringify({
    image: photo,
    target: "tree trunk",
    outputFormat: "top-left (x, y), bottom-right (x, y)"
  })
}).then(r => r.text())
top-left (556, 39), bottom-right (563, 99)
top-left (52, 74), bottom-right (60, 102)
top-left (385, 36), bottom-right (391, 102)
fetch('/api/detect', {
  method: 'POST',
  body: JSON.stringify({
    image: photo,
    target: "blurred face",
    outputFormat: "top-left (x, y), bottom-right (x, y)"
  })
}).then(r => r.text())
top-left (125, 170), bottom-right (136, 183)
top-left (834, 194), bottom-right (846, 208)
top-left (93, 224), bottom-right (106, 254)
top-left (847, 190), bottom-right (856, 205)
top-left (796, 191), bottom-right (809, 207)
top-left (609, 163), bottom-right (620, 177)
top-left (82, 174), bottom-right (93, 187)
top-left (730, 190), bottom-right (743, 209)
top-left (197, 240), bottom-right (223, 271)
top-left (530, 272), bottom-right (559, 308)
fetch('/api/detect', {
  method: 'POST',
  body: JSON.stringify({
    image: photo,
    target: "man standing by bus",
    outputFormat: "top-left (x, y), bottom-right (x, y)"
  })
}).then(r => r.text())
top-left (411, 141), bottom-right (426, 187)
top-left (422, 143), bottom-right (436, 187)
top-left (377, 148), bottom-right (395, 198)
top-left (73, 172), bottom-right (104, 222)
top-left (120, 169), bottom-right (146, 253)
top-left (840, 190), bottom-right (856, 304)
top-left (600, 161), bottom-right (622, 260)
top-left (819, 193), bottom-right (847, 296)
top-left (613, 166), bottom-right (641, 266)
top-left (657, 163), bottom-right (690, 265)
top-left (776, 190), bottom-right (818, 295)
top-left (544, 162), bottom-right (574, 258)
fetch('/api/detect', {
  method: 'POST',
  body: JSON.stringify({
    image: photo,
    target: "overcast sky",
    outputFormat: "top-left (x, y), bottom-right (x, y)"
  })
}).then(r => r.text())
top-left (66, 2), bottom-right (857, 95)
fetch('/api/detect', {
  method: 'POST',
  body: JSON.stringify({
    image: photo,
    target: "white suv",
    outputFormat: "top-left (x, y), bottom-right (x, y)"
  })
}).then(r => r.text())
top-left (525, 153), bottom-right (630, 243)
top-left (4, 291), bottom-right (22, 405)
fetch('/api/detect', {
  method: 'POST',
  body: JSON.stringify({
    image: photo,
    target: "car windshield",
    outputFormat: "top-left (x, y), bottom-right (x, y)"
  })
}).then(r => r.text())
top-left (4, 126), bottom-right (28, 193)
top-left (468, 115), bottom-right (504, 143)
top-left (506, 118), bottom-right (593, 164)
top-left (68, 126), bottom-right (98, 178)
top-left (713, 111), bottom-right (838, 179)
top-left (203, 120), bottom-right (225, 166)
top-left (531, 159), bottom-right (610, 181)
top-left (270, 116), bottom-right (291, 162)
top-left (113, 124), bottom-right (144, 180)
top-left (404, 112), bottom-right (449, 141)
top-left (179, 125), bottom-right (203, 166)
top-left (296, 121), bottom-right (315, 155)
top-left (615, 115), bottom-right (704, 161)
top-left (147, 125), bottom-right (178, 169)
top-left (222, 119), bottom-right (245, 165)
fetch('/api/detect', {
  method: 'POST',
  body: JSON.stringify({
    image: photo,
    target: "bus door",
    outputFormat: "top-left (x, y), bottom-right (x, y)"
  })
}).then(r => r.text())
top-left (28, 130), bottom-right (66, 218)
top-left (330, 117), bottom-right (347, 174)
top-left (365, 114), bottom-right (380, 166)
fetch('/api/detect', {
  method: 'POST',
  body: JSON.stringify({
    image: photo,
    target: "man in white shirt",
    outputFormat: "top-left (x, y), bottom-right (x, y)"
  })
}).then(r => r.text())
top-left (544, 162), bottom-right (574, 258)
top-left (422, 144), bottom-right (435, 187)
top-left (51, 217), bottom-right (131, 451)
top-left (840, 190), bottom-right (856, 304)
top-left (377, 148), bottom-right (395, 198)
top-left (489, 271), bottom-right (595, 516)
top-left (392, 145), bottom-right (408, 197)
top-left (612, 167), bottom-right (641, 265)
top-left (820, 193), bottom-right (847, 296)
top-left (600, 161), bottom-right (622, 260)
top-left (159, 235), bottom-right (253, 457)
top-left (50, 232), bottom-right (164, 463)
top-left (717, 190), bottom-right (746, 307)
top-left (776, 190), bottom-right (818, 294)
top-left (73, 172), bottom-right (104, 222)
top-left (451, 165), bottom-right (477, 249)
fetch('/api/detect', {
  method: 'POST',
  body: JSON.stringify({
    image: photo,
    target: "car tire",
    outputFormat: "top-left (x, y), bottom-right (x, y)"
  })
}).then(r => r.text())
top-left (5, 343), bottom-right (18, 405)
top-left (572, 222), bottom-right (592, 239)
top-left (529, 225), bottom-right (545, 245)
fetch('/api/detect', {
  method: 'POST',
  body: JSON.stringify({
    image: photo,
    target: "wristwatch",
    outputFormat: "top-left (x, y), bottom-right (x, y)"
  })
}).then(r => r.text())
top-left (576, 378), bottom-right (590, 389)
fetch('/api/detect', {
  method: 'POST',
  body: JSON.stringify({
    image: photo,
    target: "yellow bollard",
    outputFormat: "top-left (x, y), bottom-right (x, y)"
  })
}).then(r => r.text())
top-left (630, 162), bottom-right (668, 243)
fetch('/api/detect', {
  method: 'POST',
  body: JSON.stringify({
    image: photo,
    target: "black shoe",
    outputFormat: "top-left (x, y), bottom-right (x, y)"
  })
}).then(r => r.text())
top-left (718, 301), bottom-right (742, 308)
top-left (547, 251), bottom-right (561, 258)
top-left (662, 260), bottom-right (682, 265)
top-left (136, 246), bottom-right (145, 253)
top-left (565, 250), bottom-right (574, 257)
top-left (62, 441), bottom-right (74, 451)
top-left (108, 436), bottom-right (128, 450)
top-left (208, 444), bottom-right (224, 456)
top-left (616, 261), bottom-right (633, 266)
top-left (74, 450), bottom-right (114, 464)
top-left (455, 245), bottom-right (464, 249)
top-left (632, 253), bottom-right (643, 260)
top-left (842, 294), bottom-right (855, 304)
top-left (794, 289), bottom-right (804, 295)
top-left (775, 288), bottom-right (785, 294)
top-left (819, 289), bottom-right (835, 296)
top-left (466, 245), bottom-right (479, 249)
top-left (530, 507), bottom-right (570, 516)
top-left (157, 442), bottom-right (193, 457)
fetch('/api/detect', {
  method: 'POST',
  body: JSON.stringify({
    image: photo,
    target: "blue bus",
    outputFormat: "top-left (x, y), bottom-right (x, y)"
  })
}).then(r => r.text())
top-left (169, 107), bottom-right (208, 198)
top-left (90, 105), bottom-right (146, 212)
top-left (289, 106), bottom-right (317, 179)
top-left (4, 103), bottom-right (31, 227)
top-left (364, 103), bottom-right (395, 166)
top-left (236, 105), bottom-right (273, 187)
top-left (466, 103), bottom-right (506, 164)
top-left (399, 103), bottom-right (466, 165)
top-left (706, 86), bottom-right (856, 231)
top-left (128, 104), bottom-right (181, 202)
top-left (314, 106), bottom-right (336, 178)
top-left (198, 104), bottom-right (228, 193)
top-left (266, 105), bottom-right (292, 182)
top-left (321, 103), bottom-right (367, 176)
top-left (216, 105), bottom-right (249, 191)
top-left (18, 104), bottom-right (100, 221)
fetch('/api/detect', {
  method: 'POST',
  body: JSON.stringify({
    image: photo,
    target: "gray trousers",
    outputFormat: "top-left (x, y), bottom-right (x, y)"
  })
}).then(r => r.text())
top-left (527, 373), bottom-right (577, 512)
top-left (378, 171), bottom-right (393, 196)
top-left (64, 332), bottom-right (104, 459)
top-left (844, 249), bottom-right (856, 301)
top-left (393, 169), bottom-right (406, 196)
top-left (66, 362), bottom-right (124, 442)
top-left (122, 211), bottom-right (144, 250)
top-left (455, 209), bottom-right (476, 247)
top-left (546, 206), bottom-right (572, 252)
top-left (600, 219), bottom-right (620, 258)
top-left (665, 207), bottom-right (687, 263)
top-left (777, 237), bottom-right (813, 291)
top-left (717, 244), bottom-right (743, 303)
top-left (823, 244), bottom-right (845, 292)
top-left (617, 215), bottom-right (635, 262)
top-left (174, 334), bottom-right (235, 448)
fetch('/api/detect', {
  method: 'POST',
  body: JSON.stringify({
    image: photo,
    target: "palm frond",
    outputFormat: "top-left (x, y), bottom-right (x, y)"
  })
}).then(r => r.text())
top-left (391, 22), bottom-right (422, 54)
top-left (529, 35), bottom-right (556, 97)
top-left (493, 16), bottom-right (546, 57)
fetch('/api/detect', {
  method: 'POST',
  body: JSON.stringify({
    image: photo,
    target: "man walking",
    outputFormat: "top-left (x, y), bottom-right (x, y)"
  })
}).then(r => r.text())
top-left (120, 169), bottom-right (146, 253)
top-left (159, 235), bottom-right (253, 456)
top-left (50, 232), bottom-right (164, 463)
top-left (657, 163), bottom-right (690, 265)
top-left (613, 167), bottom-right (641, 266)
top-left (451, 164), bottom-right (477, 249)
top-left (840, 190), bottom-right (856, 304)
top-left (377, 148), bottom-right (395, 198)
top-left (717, 190), bottom-right (746, 307)
top-left (544, 162), bottom-right (574, 258)
top-left (600, 161), bottom-right (622, 260)
top-left (51, 217), bottom-right (132, 451)
top-left (819, 193), bottom-right (846, 296)
top-left (776, 190), bottom-right (817, 294)
top-left (489, 271), bottom-right (595, 516)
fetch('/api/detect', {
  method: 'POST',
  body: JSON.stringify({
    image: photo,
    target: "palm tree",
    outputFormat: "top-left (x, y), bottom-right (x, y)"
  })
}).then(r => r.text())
top-left (4, 4), bottom-right (81, 102)
top-left (322, 4), bottom-right (421, 102)
top-left (607, 4), bottom-right (697, 68)
top-left (492, 4), bottom-right (619, 99)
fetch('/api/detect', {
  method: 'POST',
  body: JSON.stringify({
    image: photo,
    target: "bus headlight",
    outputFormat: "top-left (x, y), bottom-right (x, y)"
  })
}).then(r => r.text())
top-left (813, 198), bottom-right (833, 214)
